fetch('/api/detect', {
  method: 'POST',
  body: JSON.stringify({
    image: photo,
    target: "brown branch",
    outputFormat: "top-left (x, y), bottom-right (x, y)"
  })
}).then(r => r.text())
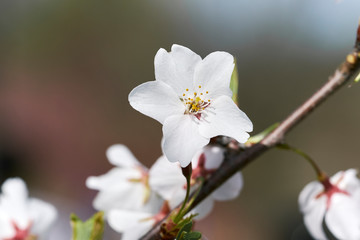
top-left (140, 22), bottom-right (360, 240)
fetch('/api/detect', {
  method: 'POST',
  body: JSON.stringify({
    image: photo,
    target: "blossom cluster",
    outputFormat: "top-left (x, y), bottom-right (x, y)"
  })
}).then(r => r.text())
top-left (2, 43), bottom-right (359, 240)
top-left (86, 144), bottom-right (244, 239)
top-left (87, 44), bottom-right (360, 239)
top-left (85, 45), bottom-right (253, 238)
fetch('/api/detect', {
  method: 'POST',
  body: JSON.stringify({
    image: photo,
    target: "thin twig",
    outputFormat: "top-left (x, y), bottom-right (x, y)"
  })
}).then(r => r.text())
top-left (140, 22), bottom-right (360, 240)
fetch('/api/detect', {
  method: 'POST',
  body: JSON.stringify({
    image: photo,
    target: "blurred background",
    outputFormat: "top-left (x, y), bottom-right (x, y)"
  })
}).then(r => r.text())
top-left (1, 0), bottom-right (360, 239)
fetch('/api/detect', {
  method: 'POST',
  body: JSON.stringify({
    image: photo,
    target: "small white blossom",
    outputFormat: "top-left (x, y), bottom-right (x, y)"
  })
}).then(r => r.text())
top-left (86, 144), bottom-right (162, 214)
top-left (129, 44), bottom-right (253, 167)
top-left (149, 146), bottom-right (244, 219)
top-left (0, 178), bottom-right (57, 240)
top-left (299, 169), bottom-right (360, 239)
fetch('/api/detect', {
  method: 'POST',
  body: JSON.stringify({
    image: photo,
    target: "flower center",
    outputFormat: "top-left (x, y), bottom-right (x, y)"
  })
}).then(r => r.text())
top-left (128, 166), bottom-right (151, 205)
top-left (181, 86), bottom-right (211, 119)
top-left (316, 172), bottom-right (350, 209)
top-left (4, 221), bottom-right (37, 240)
top-left (191, 153), bottom-right (216, 180)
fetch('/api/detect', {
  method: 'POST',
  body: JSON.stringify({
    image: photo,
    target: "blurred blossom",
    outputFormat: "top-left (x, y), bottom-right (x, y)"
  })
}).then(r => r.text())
top-left (86, 144), bottom-right (162, 214)
top-left (129, 44), bottom-right (252, 167)
top-left (149, 145), bottom-right (244, 220)
top-left (0, 178), bottom-right (57, 240)
top-left (86, 144), bottom-right (242, 238)
top-left (299, 169), bottom-right (360, 239)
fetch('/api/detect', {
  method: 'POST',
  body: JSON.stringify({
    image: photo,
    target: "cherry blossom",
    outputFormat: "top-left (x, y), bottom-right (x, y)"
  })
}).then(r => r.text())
top-left (0, 178), bottom-right (57, 240)
top-left (86, 144), bottom-right (162, 213)
top-left (149, 146), bottom-right (243, 219)
top-left (129, 44), bottom-right (253, 167)
top-left (299, 169), bottom-right (360, 239)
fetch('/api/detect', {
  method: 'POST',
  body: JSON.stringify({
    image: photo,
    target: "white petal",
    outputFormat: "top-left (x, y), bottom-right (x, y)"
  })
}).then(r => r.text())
top-left (333, 169), bottom-right (360, 192)
top-left (0, 178), bottom-right (30, 238)
top-left (86, 168), bottom-right (149, 212)
top-left (28, 198), bottom-right (57, 237)
top-left (162, 115), bottom-right (209, 167)
top-left (199, 96), bottom-right (253, 143)
top-left (193, 52), bottom-right (234, 99)
top-left (122, 227), bottom-right (154, 240)
top-left (298, 181), bottom-right (327, 240)
top-left (0, 216), bottom-right (13, 238)
top-left (0, 178), bottom-right (30, 227)
top-left (203, 146), bottom-right (225, 169)
top-left (154, 45), bottom-right (201, 96)
top-left (325, 193), bottom-right (360, 239)
top-left (212, 172), bottom-right (243, 201)
top-left (192, 146), bottom-right (224, 170)
top-left (129, 81), bottom-right (184, 124)
top-left (149, 156), bottom-right (186, 200)
top-left (106, 144), bottom-right (140, 168)
top-left (190, 196), bottom-right (214, 220)
top-left (168, 188), bottom-right (187, 209)
top-left (86, 168), bottom-right (141, 190)
top-left (107, 209), bottom-right (154, 236)
top-left (92, 185), bottom-right (144, 212)
top-left (303, 201), bottom-right (327, 240)
top-left (298, 181), bottom-right (324, 213)
top-left (1, 178), bottom-right (28, 202)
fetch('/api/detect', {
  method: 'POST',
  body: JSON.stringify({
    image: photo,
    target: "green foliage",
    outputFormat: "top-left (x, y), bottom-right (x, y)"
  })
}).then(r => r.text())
top-left (246, 122), bottom-right (279, 145)
top-left (230, 59), bottom-right (239, 105)
top-left (184, 231), bottom-right (202, 240)
top-left (176, 221), bottom-right (193, 239)
top-left (176, 220), bottom-right (202, 240)
top-left (70, 212), bottom-right (104, 240)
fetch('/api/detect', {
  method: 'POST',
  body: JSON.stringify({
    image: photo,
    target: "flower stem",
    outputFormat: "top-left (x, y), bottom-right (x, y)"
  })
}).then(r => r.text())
top-left (277, 143), bottom-right (324, 179)
top-left (174, 164), bottom-right (192, 223)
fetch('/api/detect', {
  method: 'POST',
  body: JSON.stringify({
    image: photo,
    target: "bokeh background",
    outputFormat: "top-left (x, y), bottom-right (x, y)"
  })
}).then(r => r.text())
top-left (1, 0), bottom-right (360, 239)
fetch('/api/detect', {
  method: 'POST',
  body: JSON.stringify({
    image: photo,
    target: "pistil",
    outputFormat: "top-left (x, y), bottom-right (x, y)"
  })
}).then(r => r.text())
top-left (181, 86), bottom-right (211, 119)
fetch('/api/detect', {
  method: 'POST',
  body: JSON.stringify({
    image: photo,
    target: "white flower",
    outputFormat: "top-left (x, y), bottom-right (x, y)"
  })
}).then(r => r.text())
top-left (149, 146), bottom-right (244, 219)
top-left (129, 44), bottom-right (253, 167)
top-left (299, 169), bottom-right (360, 239)
top-left (107, 202), bottom-right (170, 240)
top-left (0, 178), bottom-right (57, 240)
top-left (86, 144), bottom-right (162, 213)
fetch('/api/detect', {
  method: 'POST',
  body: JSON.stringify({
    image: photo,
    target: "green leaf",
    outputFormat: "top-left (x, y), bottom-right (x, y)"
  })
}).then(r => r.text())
top-left (176, 221), bottom-right (193, 240)
top-left (230, 59), bottom-right (239, 105)
top-left (246, 122), bottom-right (279, 145)
top-left (184, 231), bottom-right (202, 240)
top-left (71, 212), bottom-right (104, 240)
